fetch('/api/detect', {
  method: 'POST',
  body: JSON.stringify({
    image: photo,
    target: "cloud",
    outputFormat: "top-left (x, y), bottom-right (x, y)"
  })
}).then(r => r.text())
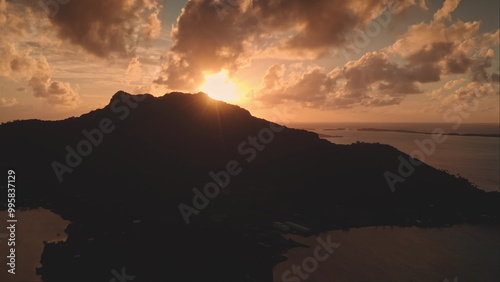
top-left (0, 34), bottom-right (80, 106)
top-left (0, 0), bottom-right (37, 38)
top-left (254, 52), bottom-right (421, 109)
top-left (444, 78), bottom-right (467, 90)
top-left (252, 0), bottom-right (499, 110)
top-left (0, 1), bottom-right (40, 79)
top-left (433, 0), bottom-right (460, 22)
top-left (437, 81), bottom-right (497, 113)
top-left (29, 56), bottom-right (79, 106)
top-left (0, 98), bottom-right (19, 108)
top-left (127, 56), bottom-right (143, 82)
top-left (0, 0), bottom-right (83, 106)
top-left (0, 42), bottom-right (37, 79)
top-left (262, 64), bottom-right (286, 90)
top-left (427, 78), bottom-right (466, 100)
top-left (0, 0), bottom-right (6, 25)
top-left (386, 2), bottom-right (499, 85)
top-left (44, 0), bottom-right (161, 58)
top-left (256, 65), bottom-right (337, 108)
top-left (155, 0), bottom-right (419, 91)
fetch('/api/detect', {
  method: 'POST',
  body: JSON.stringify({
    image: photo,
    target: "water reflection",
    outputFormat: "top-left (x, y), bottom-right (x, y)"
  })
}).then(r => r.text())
top-left (273, 224), bottom-right (500, 281)
top-left (0, 209), bottom-right (70, 282)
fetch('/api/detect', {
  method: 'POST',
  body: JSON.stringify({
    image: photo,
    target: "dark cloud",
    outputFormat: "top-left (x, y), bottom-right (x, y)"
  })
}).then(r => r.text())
top-left (48, 0), bottom-right (161, 58)
top-left (255, 65), bottom-right (335, 108)
top-left (470, 53), bottom-right (496, 82)
top-left (343, 51), bottom-right (425, 94)
top-left (445, 52), bottom-right (472, 74)
top-left (255, 52), bottom-right (421, 109)
top-left (407, 42), bottom-right (453, 63)
top-left (491, 73), bottom-right (500, 84)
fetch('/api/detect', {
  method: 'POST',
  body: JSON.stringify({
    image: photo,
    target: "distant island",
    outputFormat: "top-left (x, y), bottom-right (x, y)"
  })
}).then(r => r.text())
top-left (298, 128), bottom-right (343, 138)
top-left (357, 128), bottom-right (500, 138)
top-left (324, 128), bottom-right (347, 131)
top-left (317, 133), bottom-right (343, 138)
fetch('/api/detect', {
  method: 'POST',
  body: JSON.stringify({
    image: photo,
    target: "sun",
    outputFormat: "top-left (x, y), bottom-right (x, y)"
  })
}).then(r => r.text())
top-left (200, 71), bottom-right (240, 102)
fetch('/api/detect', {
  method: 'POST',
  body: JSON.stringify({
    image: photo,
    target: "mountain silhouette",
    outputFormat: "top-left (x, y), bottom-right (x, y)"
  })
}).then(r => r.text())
top-left (0, 91), bottom-right (498, 282)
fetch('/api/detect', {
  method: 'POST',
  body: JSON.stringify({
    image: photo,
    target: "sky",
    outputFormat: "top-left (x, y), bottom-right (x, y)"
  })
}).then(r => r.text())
top-left (0, 0), bottom-right (499, 124)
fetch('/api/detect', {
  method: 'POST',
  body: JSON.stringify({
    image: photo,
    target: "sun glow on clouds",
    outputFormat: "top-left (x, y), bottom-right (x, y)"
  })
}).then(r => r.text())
top-left (200, 71), bottom-right (241, 102)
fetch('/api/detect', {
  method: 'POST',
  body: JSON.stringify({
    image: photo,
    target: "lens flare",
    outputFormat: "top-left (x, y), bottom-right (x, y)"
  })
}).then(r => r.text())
top-left (200, 71), bottom-right (240, 102)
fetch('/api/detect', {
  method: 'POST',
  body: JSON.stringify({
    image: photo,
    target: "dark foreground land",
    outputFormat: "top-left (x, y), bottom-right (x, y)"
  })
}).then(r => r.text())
top-left (1, 92), bottom-right (498, 282)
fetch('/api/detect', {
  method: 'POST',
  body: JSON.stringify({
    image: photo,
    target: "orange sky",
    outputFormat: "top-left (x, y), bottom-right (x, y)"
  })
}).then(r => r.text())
top-left (0, 0), bottom-right (499, 124)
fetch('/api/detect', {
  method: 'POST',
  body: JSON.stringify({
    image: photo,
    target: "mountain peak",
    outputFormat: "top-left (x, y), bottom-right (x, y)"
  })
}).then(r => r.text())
top-left (110, 90), bottom-right (220, 106)
top-left (107, 90), bottom-right (253, 121)
top-left (110, 90), bottom-right (153, 103)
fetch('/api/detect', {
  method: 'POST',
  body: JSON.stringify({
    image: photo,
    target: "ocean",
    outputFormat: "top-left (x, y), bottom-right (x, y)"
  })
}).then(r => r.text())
top-left (273, 224), bottom-right (500, 282)
top-left (289, 122), bottom-right (500, 192)
top-left (273, 122), bottom-right (499, 282)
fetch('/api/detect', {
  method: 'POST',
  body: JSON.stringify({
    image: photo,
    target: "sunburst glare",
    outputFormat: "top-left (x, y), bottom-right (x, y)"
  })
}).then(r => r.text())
top-left (200, 71), bottom-right (241, 102)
